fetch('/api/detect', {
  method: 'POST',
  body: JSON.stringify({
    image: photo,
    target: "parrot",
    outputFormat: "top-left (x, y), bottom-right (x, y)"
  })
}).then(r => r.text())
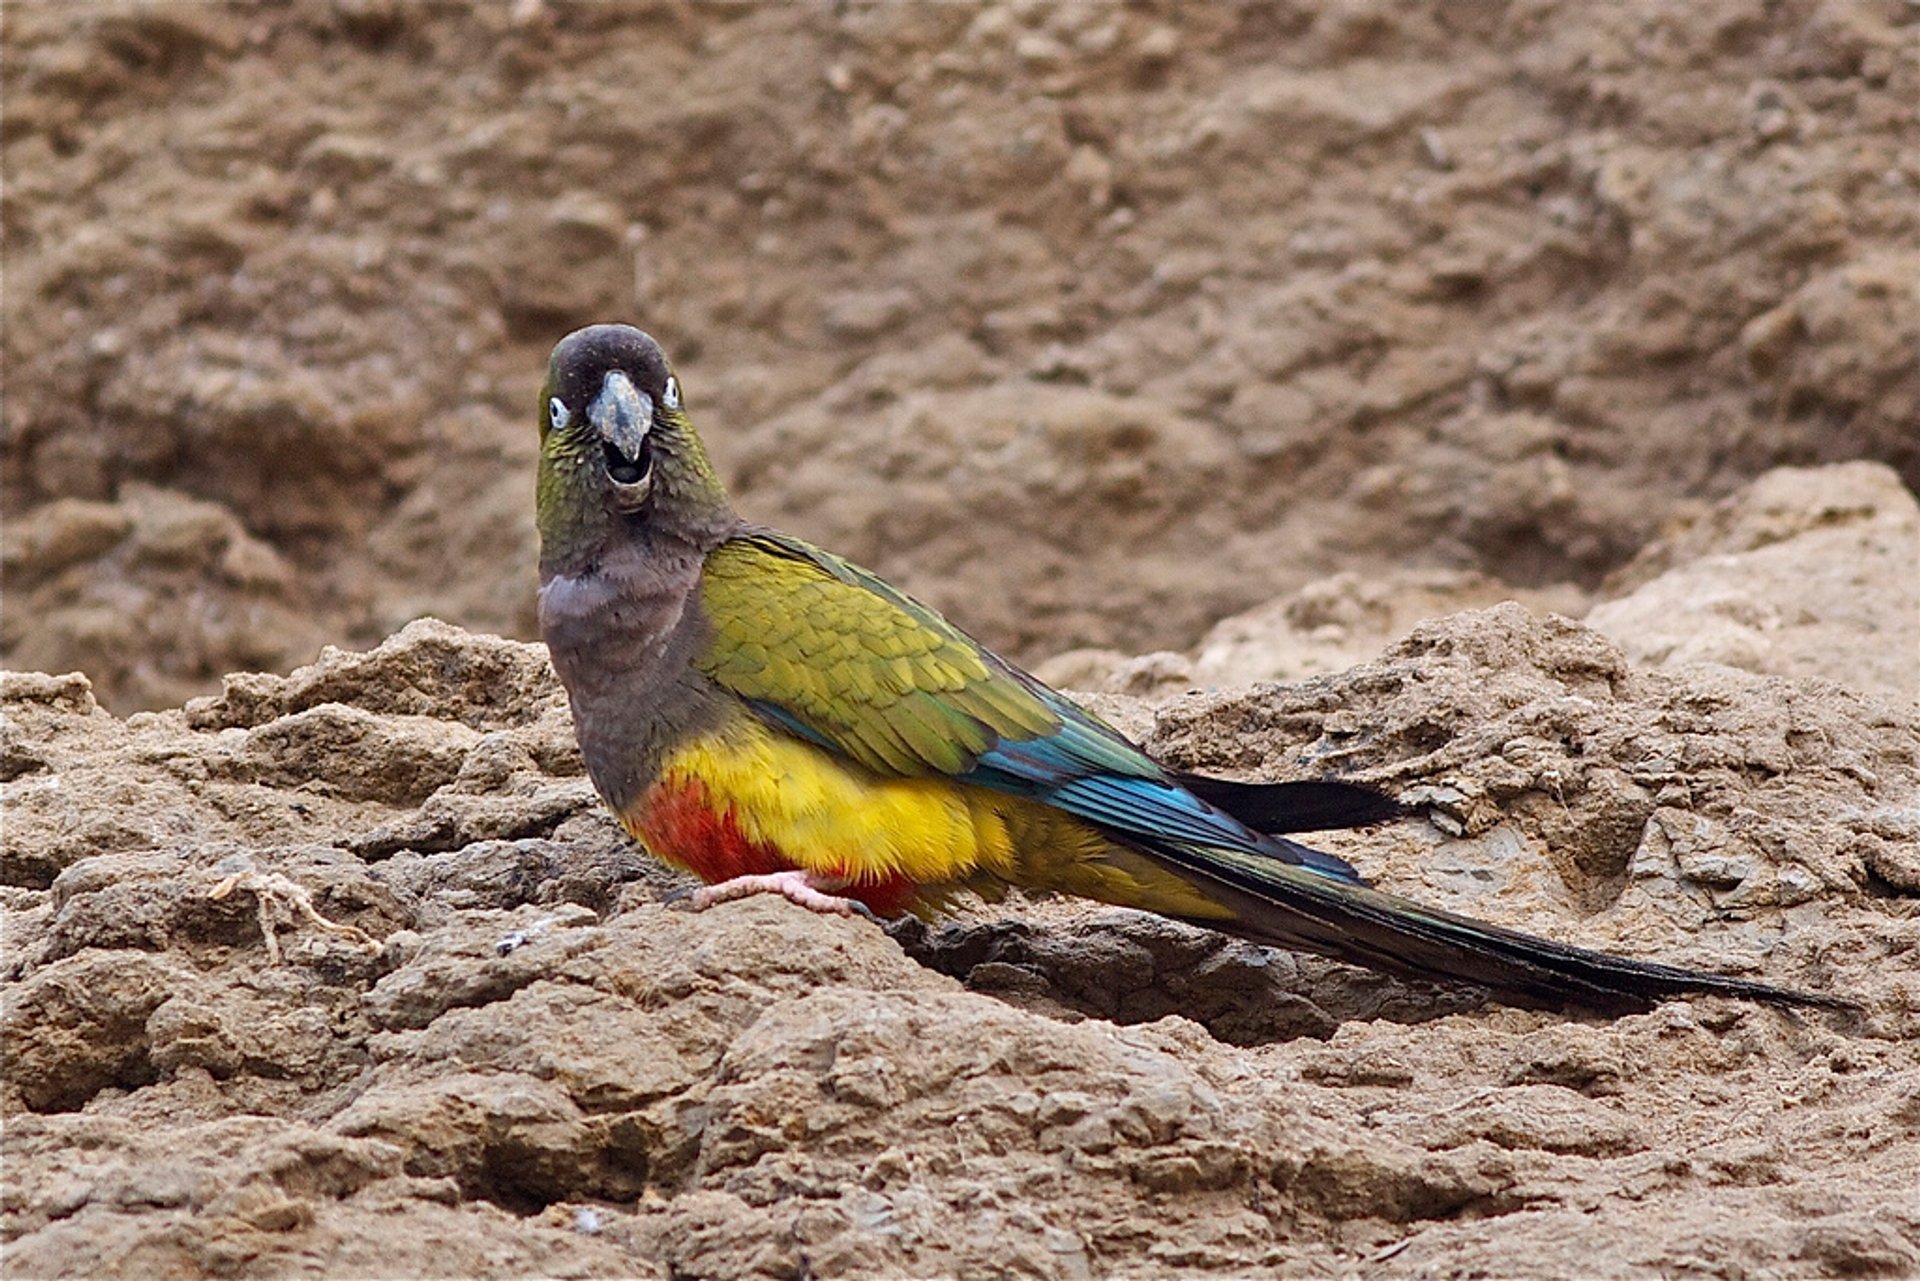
top-left (534, 323), bottom-right (1848, 1014)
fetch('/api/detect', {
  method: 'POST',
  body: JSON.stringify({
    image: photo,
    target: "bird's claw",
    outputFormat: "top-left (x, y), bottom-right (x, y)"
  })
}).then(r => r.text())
top-left (667, 870), bottom-right (881, 921)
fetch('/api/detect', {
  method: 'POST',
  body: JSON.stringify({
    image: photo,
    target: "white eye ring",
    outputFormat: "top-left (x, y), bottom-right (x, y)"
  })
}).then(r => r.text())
top-left (662, 376), bottom-right (680, 410)
top-left (548, 397), bottom-right (570, 431)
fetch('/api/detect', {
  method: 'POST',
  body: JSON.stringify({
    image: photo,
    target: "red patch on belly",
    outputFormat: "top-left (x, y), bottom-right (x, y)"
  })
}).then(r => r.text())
top-left (635, 775), bottom-right (919, 916)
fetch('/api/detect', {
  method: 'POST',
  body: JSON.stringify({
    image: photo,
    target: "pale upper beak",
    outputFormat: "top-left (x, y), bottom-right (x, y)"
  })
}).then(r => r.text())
top-left (587, 370), bottom-right (653, 464)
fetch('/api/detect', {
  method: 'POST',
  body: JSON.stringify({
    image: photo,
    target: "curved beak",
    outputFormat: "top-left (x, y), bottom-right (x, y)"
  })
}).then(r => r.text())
top-left (588, 370), bottom-right (653, 463)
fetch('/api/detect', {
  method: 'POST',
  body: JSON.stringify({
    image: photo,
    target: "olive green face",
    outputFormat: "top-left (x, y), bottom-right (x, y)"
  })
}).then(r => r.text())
top-left (539, 324), bottom-right (686, 515)
top-left (535, 324), bottom-right (727, 572)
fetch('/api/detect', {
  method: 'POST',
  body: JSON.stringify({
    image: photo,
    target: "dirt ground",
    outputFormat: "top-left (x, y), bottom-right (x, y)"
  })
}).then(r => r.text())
top-left (4, 1), bottom-right (1920, 1278)
top-left (3, 543), bottom-right (1917, 1277)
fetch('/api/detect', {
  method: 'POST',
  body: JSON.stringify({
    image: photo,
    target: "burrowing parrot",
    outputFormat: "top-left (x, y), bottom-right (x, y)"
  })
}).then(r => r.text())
top-left (535, 324), bottom-right (1845, 1013)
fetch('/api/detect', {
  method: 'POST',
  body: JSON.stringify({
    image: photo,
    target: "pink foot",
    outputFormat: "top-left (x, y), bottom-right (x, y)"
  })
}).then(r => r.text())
top-left (682, 870), bottom-right (876, 919)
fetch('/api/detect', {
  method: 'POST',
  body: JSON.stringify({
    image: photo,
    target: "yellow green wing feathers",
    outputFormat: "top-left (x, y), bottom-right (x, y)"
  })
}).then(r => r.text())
top-left (697, 532), bottom-right (1059, 776)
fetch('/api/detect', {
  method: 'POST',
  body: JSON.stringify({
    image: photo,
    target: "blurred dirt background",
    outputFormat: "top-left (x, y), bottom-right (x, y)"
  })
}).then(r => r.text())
top-left (4, 1), bottom-right (1919, 1277)
top-left (5, 0), bottom-right (1917, 712)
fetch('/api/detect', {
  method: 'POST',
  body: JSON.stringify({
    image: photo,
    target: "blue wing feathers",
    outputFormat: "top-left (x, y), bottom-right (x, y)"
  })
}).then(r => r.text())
top-left (744, 657), bottom-right (1369, 884)
top-left (974, 711), bottom-right (1367, 886)
top-left (729, 545), bottom-right (1367, 886)
top-left (747, 672), bottom-right (1368, 884)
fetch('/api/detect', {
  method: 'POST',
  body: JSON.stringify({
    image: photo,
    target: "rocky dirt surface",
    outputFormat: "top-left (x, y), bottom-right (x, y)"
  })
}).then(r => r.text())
top-left (6, 0), bottom-right (1920, 711)
top-left (1042, 458), bottom-right (1920, 707)
top-left (3, 492), bottom-right (1918, 1276)
top-left (7, 1), bottom-right (1920, 1276)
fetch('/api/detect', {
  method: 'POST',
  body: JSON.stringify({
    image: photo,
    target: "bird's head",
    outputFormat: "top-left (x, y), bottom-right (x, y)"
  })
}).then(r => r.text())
top-left (536, 324), bottom-right (732, 573)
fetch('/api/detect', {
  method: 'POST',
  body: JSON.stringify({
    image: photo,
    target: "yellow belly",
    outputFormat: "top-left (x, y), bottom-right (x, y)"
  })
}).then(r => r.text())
top-left (630, 719), bottom-right (1239, 923)
top-left (644, 724), bottom-right (1020, 887)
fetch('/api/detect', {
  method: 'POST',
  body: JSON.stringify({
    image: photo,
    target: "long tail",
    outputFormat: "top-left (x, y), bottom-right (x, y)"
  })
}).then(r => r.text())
top-left (1144, 836), bottom-right (1852, 1012)
top-left (1171, 774), bottom-right (1405, 835)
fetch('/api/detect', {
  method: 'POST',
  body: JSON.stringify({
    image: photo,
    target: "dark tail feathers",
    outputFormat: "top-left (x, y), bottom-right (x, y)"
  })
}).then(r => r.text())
top-left (1157, 836), bottom-right (1853, 1014)
top-left (1173, 773), bottom-right (1405, 835)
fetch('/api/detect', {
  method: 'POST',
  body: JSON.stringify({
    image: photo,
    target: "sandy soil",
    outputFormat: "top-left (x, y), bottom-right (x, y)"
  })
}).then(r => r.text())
top-left (4, 2), bottom-right (1920, 1277)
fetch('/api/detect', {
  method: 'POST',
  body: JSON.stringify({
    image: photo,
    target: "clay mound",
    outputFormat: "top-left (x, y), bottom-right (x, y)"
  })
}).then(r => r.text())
top-left (4, 603), bottom-right (1916, 1278)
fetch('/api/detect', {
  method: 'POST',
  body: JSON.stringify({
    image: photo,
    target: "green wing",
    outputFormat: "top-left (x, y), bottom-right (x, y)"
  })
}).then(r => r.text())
top-left (697, 531), bottom-right (1062, 776)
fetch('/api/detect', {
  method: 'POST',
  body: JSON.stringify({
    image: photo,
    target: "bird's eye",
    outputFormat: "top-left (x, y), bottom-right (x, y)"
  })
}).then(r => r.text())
top-left (548, 397), bottom-right (570, 432)
top-left (662, 377), bottom-right (680, 411)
